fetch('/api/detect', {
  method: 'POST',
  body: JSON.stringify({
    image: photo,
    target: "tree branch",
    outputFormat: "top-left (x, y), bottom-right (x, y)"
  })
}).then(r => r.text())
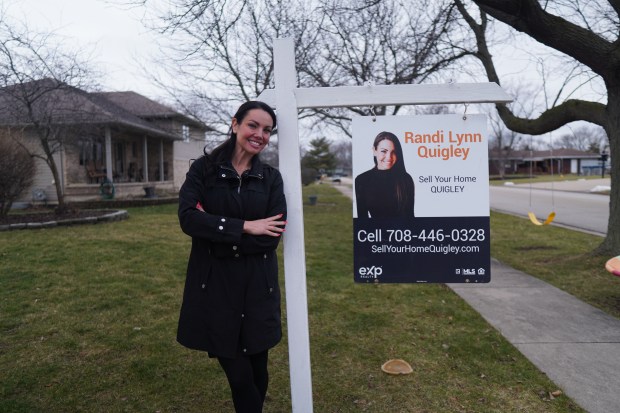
top-left (456, 0), bottom-right (607, 132)
top-left (608, 0), bottom-right (620, 17)
top-left (497, 99), bottom-right (606, 135)
top-left (471, 0), bottom-right (616, 78)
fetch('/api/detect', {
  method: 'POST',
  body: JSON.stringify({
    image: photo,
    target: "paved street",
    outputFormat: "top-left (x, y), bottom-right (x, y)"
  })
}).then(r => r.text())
top-left (489, 178), bottom-right (610, 236)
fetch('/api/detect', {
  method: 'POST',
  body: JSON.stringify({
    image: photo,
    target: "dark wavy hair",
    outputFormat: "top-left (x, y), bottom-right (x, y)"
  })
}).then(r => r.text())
top-left (203, 101), bottom-right (276, 177)
top-left (372, 131), bottom-right (412, 210)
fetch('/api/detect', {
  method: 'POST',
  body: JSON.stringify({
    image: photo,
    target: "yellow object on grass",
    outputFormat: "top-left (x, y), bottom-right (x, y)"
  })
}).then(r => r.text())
top-left (528, 211), bottom-right (556, 226)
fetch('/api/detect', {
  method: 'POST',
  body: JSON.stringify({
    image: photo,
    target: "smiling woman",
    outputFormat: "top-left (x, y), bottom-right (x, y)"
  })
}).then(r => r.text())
top-left (355, 131), bottom-right (415, 218)
top-left (176, 100), bottom-right (286, 413)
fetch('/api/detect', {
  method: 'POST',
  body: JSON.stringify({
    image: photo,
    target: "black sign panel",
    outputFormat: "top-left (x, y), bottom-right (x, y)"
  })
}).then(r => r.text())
top-left (354, 217), bottom-right (490, 283)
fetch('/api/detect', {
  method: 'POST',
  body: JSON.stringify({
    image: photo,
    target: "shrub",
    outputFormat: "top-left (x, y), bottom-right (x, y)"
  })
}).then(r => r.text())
top-left (0, 134), bottom-right (36, 217)
top-left (301, 166), bottom-right (317, 186)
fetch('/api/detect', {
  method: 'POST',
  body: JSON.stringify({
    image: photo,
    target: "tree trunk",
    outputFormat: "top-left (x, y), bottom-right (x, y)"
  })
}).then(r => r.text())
top-left (39, 135), bottom-right (67, 213)
top-left (595, 85), bottom-right (620, 255)
top-left (49, 158), bottom-right (66, 213)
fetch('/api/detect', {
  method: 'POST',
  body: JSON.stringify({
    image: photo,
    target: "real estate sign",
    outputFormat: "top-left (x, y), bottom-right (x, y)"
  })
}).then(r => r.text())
top-left (352, 114), bottom-right (491, 283)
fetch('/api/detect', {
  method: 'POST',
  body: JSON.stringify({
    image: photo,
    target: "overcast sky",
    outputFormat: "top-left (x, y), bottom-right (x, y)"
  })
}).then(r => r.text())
top-left (7, 0), bottom-right (164, 98)
top-left (5, 0), bottom-right (606, 145)
top-left (6, 0), bottom-right (546, 101)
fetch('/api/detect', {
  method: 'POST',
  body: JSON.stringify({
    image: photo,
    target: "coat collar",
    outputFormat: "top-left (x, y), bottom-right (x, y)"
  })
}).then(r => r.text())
top-left (219, 156), bottom-right (264, 179)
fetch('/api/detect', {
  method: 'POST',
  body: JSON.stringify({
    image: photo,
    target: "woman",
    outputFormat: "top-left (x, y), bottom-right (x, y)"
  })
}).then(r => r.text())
top-left (177, 101), bottom-right (286, 413)
top-left (355, 131), bottom-right (415, 218)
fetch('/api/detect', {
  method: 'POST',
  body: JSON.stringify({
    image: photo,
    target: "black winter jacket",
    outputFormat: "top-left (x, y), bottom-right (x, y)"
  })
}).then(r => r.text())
top-left (177, 155), bottom-right (287, 358)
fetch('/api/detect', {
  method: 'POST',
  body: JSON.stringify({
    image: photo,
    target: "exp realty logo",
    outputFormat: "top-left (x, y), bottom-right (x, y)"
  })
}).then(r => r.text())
top-left (358, 265), bottom-right (383, 278)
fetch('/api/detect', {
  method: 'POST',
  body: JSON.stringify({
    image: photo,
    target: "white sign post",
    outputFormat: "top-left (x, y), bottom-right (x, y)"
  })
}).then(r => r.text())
top-left (259, 37), bottom-right (512, 413)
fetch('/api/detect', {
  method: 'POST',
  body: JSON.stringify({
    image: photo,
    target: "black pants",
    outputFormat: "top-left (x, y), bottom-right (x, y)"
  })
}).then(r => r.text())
top-left (217, 350), bottom-right (269, 413)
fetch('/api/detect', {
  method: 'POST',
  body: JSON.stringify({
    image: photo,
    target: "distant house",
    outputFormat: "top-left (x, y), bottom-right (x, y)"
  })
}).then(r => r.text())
top-left (489, 148), bottom-right (605, 176)
top-left (0, 79), bottom-right (208, 204)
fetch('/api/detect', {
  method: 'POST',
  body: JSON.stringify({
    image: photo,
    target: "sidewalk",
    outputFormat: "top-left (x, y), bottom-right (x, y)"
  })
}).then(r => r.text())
top-left (450, 260), bottom-right (620, 413)
top-left (330, 178), bottom-right (620, 413)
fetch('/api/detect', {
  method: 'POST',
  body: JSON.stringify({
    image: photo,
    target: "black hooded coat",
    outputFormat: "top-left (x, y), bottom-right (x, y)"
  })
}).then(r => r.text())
top-left (177, 155), bottom-right (286, 358)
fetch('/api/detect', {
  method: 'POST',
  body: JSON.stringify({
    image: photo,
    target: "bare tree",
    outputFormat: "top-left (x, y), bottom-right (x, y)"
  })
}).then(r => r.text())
top-left (456, 0), bottom-right (620, 255)
top-left (0, 18), bottom-right (95, 212)
top-left (134, 0), bottom-right (314, 134)
top-left (488, 112), bottom-right (524, 178)
top-left (300, 0), bottom-right (467, 136)
top-left (557, 124), bottom-right (607, 153)
top-left (331, 140), bottom-right (352, 174)
top-left (487, 82), bottom-right (548, 177)
top-left (128, 0), bottom-right (468, 137)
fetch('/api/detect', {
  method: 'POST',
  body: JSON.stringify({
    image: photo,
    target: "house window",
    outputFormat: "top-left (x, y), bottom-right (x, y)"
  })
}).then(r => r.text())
top-left (182, 125), bottom-right (190, 142)
top-left (78, 138), bottom-right (103, 165)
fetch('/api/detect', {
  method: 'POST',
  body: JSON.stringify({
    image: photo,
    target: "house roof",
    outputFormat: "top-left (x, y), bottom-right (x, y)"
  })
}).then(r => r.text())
top-left (0, 79), bottom-right (203, 140)
top-left (94, 91), bottom-right (206, 129)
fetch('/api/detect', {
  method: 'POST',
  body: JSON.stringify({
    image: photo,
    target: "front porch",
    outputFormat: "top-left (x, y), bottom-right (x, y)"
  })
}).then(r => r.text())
top-left (64, 181), bottom-right (176, 203)
top-left (75, 125), bottom-right (175, 183)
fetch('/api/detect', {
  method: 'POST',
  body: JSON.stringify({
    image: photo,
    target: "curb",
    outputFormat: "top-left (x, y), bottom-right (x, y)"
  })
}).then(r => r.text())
top-left (0, 210), bottom-right (129, 232)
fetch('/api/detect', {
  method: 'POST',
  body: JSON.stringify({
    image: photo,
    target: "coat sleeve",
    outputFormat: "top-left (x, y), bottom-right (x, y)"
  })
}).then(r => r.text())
top-left (178, 157), bottom-right (244, 244)
top-left (237, 168), bottom-right (287, 255)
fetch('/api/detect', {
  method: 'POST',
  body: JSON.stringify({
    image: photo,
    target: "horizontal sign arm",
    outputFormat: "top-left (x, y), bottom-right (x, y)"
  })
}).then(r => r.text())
top-left (258, 82), bottom-right (512, 109)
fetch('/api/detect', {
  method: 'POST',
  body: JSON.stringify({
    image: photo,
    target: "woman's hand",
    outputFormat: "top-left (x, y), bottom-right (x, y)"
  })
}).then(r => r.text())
top-left (243, 214), bottom-right (286, 237)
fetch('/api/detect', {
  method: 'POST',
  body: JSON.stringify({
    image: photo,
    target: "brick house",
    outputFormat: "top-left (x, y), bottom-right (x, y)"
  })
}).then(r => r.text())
top-left (0, 79), bottom-right (208, 204)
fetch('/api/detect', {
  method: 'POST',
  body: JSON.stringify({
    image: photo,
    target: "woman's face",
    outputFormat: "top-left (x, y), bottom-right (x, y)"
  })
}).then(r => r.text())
top-left (232, 108), bottom-right (273, 156)
top-left (373, 139), bottom-right (397, 170)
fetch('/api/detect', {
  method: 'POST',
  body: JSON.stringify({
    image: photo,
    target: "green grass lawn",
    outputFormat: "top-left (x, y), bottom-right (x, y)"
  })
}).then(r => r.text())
top-left (3, 184), bottom-right (616, 412)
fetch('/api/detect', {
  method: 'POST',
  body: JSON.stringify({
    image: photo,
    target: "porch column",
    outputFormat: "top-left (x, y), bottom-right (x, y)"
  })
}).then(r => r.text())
top-left (143, 135), bottom-right (149, 183)
top-left (105, 126), bottom-right (113, 182)
top-left (159, 138), bottom-right (164, 181)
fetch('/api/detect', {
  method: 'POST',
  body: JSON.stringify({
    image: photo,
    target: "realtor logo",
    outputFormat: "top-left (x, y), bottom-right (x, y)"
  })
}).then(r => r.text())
top-left (358, 265), bottom-right (383, 278)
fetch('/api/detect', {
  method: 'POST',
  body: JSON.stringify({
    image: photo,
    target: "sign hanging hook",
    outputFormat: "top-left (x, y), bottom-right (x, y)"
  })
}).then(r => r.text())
top-left (370, 106), bottom-right (377, 122)
top-left (462, 103), bottom-right (469, 121)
